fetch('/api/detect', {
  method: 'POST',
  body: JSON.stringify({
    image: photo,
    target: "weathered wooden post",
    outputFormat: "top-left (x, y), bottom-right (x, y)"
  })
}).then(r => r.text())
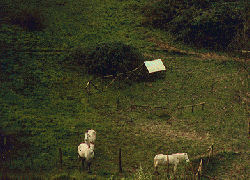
top-left (208, 144), bottom-right (213, 163)
top-left (117, 98), bottom-right (120, 110)
top-left (201, 103), bottom-right (205, 110)
top-left (88, 80), bottom-right (91, 95)
top-left (247, 105), bottom-right (250, 138)
top-left (248, 119), bottom-right (250, 138)
top-left (119, 148), bottom-right (122, 173)
top-left (211, 144), bottom-right (213, 156)
top-left (192, 105), bottom-right (194, 113)
top-left (167, 153), bottom-right (170, 178)
top-left (196, 158), bottom-right (203, 180)
top-left (59, 148), bottom-right (62, 167)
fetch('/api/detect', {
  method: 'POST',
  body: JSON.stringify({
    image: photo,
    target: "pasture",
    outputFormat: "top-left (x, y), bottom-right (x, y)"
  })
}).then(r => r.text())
top-left (1, 0), bottom-right (250, 179)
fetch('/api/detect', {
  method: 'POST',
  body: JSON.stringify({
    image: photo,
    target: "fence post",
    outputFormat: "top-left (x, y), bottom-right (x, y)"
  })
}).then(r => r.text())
top-left (59, 148), bottom-right (62, 167)
top-left (196, 158), bottom-right (202, 180)
top-left (208, 144), bottom-right (213, 163)
top-left (88, 80), bottom-right (91, 95)
top-left (117, 98), bottom-right (120, 110)
top-left (248, 119), bottom-right (250, 138)
top-left (119, 148), bottom-right (122, 173)
top-left (201, 103), bottom-right (204, 110)
top-left (211, 144), bottom-right (213, 156)
top-left (192, 105), bottom-right (194, 113)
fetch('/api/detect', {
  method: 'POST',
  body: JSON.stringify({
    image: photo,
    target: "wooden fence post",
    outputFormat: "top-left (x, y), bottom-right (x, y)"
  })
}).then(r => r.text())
top-left (117, 98), bottom-right (120, 110)
top-left (202, 103), bottom-right (204, 110)
top-left (208, 144), bottom-right (213, 163)
top-left (167, 153), bottom-right (169, 177)
top-left (192, 105), bottom-right (194, 113)
top-left (196, 158), bottom-right (203, 180)
top-left (248, 119), bottom-right (250, 138)
top-left (88, 80), bottom-right (91, 95)
top-left (119, 148), bottom-right (122, 173)
top-left (59, 148), bottom-right (62, 167)
top-left (211, 144), bottom-right (213, 156)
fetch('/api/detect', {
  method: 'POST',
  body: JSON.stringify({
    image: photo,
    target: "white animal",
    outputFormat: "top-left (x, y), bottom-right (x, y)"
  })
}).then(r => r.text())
top-left (78, 134), bottom-right (94, 172)
top-left (154, 153), bottom-right (190, 173)
top-left (85, 129), bottom-right (96, 143)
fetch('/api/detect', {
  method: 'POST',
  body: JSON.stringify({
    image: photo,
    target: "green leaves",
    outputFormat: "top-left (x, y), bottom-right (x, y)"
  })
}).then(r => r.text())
top-left (142, 0), bottom-right (247, 51)
top-left (68, 41), bottom-right (146, 77)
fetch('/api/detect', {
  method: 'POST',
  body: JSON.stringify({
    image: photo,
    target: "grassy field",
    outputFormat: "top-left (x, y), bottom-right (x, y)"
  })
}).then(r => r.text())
top-left (1, 0), bottom-right (250, 179)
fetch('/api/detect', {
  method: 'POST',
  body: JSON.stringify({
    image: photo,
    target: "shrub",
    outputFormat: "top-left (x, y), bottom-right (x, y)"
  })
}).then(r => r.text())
top-left (69, 41), bottom-right (147, 77)
top-left (171, 1), bottom-right (245, 51)
top-left (3, 5), bottom-right (49, 31)
top-left (141, 0), bottom-right (248, 51)
top-left (140, 0), bottom-right (210, 29)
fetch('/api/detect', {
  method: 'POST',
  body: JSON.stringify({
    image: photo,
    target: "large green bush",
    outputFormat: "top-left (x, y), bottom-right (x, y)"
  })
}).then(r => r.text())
top-left (141, 0), bottom-right (248, 51)
top-left (69, 41), bottom-right (147, 77)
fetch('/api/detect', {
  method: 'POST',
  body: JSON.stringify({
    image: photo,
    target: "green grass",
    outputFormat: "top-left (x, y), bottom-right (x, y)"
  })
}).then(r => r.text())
top-left (1, 0), bottom-right (250, 179)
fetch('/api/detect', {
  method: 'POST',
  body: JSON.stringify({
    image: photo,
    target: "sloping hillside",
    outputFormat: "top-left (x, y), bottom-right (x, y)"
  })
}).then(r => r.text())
top-left (1, 0), bottom-right (249, 179)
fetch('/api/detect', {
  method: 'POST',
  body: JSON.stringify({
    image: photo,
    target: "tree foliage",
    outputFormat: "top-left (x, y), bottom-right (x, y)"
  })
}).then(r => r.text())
top-left (141, 0), bottom-right (249, 51)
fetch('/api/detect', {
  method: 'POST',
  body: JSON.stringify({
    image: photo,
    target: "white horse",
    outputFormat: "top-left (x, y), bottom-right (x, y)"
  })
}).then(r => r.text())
top-left (154, 153), bottom-right (190, 173)
top-left (85, 129), bottom-right (96, 144)
top-left (78, 134), bottom-right (95, 172)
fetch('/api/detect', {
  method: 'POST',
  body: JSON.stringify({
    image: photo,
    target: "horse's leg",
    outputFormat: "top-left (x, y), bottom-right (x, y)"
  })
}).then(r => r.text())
top-left (79, 157), bottom-right (83, 172)
top-left (174, 164), bottom-right (178, 174)
top-left (82, 158), bottom-right (85, 171)
top-left (87, 161), bottom-right (91, 173)
top-left (173, 164), bottom-right (178, 179)
top-left (154, 161), bottom-right (159, 174)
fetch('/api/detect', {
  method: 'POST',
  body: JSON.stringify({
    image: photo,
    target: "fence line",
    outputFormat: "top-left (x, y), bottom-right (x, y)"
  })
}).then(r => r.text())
top-left (177, 102), bottom-right (206, 113)
top-left (130, 102), bottom-right (206, 113)
top-left (84, 64), bottom-right (145, 94)
top-left (194, 143), bottom-right (214, 179)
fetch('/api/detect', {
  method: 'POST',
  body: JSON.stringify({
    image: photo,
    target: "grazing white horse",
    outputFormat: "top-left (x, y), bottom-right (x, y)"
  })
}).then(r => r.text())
top-left (154, 153), bottom-right (190, 173)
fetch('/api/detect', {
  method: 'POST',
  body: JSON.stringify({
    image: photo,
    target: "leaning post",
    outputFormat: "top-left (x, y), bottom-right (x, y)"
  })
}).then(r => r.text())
top-left (196, 158), bottom-right (203, 180)
top-left (208, 144), bottom-right (214, 163)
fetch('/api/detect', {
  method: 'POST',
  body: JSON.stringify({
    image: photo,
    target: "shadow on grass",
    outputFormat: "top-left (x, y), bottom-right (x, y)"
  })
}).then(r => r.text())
top-left (189, 151), bottom-right (240, 179)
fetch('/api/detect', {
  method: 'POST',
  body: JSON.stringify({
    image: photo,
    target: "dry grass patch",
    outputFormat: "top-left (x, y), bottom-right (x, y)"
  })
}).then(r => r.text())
top-left (132, 117), bottom-right (212, 145)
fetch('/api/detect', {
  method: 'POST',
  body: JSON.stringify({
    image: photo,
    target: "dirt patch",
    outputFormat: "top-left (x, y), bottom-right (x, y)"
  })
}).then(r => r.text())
top-left (146, 37), bottom-right (236, 61)
top-left (134, 118), bottom-right (211, 143)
